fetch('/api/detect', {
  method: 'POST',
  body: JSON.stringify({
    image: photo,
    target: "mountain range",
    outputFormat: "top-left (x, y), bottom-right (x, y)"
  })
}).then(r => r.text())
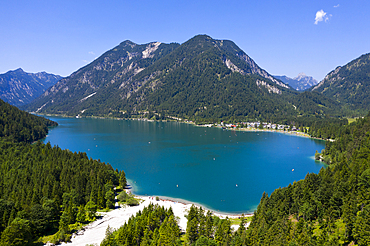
top-left (274, 73), bottom-right (318, 91)
top-left (25, 35), bottom-right (345, 123)
top-left (0, 68), bottom-right (62, 107)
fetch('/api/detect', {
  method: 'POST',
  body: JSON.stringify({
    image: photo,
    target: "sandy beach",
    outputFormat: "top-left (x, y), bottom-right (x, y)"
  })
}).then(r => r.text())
top-left (58, 193), bottom-right (252, 246)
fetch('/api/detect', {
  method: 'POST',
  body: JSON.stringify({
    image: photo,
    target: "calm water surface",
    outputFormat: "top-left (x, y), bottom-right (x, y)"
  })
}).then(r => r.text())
top-left (44, 116), bottom-right (325, 214)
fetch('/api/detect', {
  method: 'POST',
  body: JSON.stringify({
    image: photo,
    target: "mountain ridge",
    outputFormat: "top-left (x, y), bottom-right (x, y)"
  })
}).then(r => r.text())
top-left (0, 68), bottom-right (62, 107)
top-left (25, 35), bottom-right (344, 122)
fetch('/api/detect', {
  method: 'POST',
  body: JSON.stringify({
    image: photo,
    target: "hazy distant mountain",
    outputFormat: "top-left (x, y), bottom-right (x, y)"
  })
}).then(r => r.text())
top-left (25, 35), bottom-right (342, 122)
top-left (312, 53), bottom-right (370, 113)
top-left (0, 68), bottom-right (62, 107)
top-left (274, 73), bottom-right (318, 91)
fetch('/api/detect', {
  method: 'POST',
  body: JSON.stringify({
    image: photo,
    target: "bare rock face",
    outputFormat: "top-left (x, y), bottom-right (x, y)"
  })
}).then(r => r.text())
top-left (256, 79), bottom-right (282, 94)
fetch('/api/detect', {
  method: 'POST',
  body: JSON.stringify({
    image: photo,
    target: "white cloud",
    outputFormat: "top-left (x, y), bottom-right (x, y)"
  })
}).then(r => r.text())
top-left (88, 51), bottom-right (95, 55)
top-left (334, 4), bottom-right (340, 8)
top-left (314, 9), bottom-right (329, 24)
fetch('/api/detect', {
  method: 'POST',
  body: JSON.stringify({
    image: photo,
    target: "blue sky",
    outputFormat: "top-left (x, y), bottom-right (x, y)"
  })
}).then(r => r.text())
top-left (1, 1), bottom-right (369, 81)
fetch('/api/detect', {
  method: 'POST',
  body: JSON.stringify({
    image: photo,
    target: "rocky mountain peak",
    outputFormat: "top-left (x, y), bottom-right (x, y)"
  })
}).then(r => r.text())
top-left (295, 72), bottom-right (307, 80)
top-left (274, 73), bottom-right (318, 91)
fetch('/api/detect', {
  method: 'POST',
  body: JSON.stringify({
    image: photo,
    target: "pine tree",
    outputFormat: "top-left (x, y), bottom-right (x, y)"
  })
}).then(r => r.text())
top-left (100, 225), bottom-right (118, 246)
top-left (119, 170), bottom-right (127, 188)
top-left (0, 218), bottom-right (32, 246)
top-left (187, 217), bottom-right (199, 245)
top-left (97, 188), bottom-right (105, 208)
top-left (205, 211), bottom-right (213, 239)
top-left (85, 201), bottom-right (97, 221)
top-left (59, 209), bottom-right (69, 233)
top-left (105, 189), bottom-right (115, 209)
top-left (76, 205), bottom-right (86, 223)
top-left (354, 204), bottom-right (370, 246)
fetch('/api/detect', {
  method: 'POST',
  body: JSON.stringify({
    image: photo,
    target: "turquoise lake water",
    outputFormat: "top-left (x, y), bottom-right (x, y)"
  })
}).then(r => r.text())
top-left (43, 116), bottom-right (326, 214)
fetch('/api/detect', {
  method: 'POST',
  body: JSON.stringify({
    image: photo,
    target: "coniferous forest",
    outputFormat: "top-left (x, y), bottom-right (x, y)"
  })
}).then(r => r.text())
top-left (0, 99), bottom-right (125, 245)
top-left (0, 99), bottom-right (57, 143)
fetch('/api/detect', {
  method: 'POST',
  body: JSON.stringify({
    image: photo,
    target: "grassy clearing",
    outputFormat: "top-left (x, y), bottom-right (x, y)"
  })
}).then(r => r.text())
top-left (37, 234), bottom-right (55, 244)
top-left (347, 118), bottom-right (358, 124)
top-left (229, 216), bottom-right (253, 225)
top-left (97, 208), bottom-right (113, 212)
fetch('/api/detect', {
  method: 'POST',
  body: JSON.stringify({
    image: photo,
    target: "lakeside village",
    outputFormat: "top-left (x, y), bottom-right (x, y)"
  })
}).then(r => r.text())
top-left (166, 116), bottom-right (300, 131)
top-left (203, 121), bottom-right (297, 131)
top-left (139, 116), bottom-right (316, 141)
top-left (76, 112), bottom-right (310, 137)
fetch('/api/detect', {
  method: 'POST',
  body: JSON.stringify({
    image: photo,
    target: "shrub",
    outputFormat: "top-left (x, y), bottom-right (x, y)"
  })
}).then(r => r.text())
top-left (117, 191), bottom-right (128, 202)
top-left (126, 197), bottom-right (139, 206)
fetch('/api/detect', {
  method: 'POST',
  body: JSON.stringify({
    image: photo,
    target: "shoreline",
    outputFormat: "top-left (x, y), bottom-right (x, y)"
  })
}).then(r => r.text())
top-left (36, 112), bottom-right (330, 142)
top-left (126, 182), bottom-right (255, 217)
top-left (132, 193), bottom-right (254, 218)
top-left (206, 124), bottom-right (330, 142)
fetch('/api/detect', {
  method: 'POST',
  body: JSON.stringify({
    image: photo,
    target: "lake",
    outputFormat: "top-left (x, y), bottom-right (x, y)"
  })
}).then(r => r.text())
top-left (43, 116), bottom-right (325, 214)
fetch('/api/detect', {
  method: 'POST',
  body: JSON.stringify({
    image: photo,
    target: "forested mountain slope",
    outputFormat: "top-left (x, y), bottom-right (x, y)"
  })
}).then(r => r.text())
top-left (312, 53), bottom-right (370, 114)
top-left (0, 99), bottom-right (125, 245)
top-left (0, 68), bottom-right (61, 107)
top-left (25, 35), bottom-right (344, 123)
top-left (0, 99), bottom-right (57, 142)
